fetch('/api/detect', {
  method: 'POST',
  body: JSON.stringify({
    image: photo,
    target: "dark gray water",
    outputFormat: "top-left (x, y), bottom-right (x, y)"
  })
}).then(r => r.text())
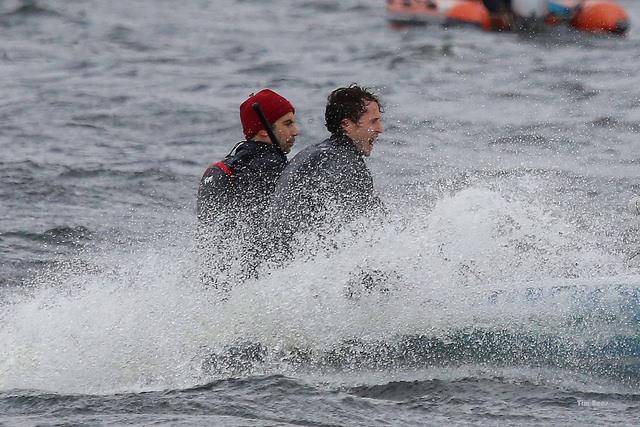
top-left (2, 0), bottom-right (640, 425)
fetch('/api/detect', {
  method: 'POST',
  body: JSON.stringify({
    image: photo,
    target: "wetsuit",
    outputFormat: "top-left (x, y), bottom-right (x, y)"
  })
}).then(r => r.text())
top-left (197, 141), bottom-right (287, 228)
top-left (197, 141), bottom-right (288, 288)
top-left (268, 134), bottom-right (384, 258)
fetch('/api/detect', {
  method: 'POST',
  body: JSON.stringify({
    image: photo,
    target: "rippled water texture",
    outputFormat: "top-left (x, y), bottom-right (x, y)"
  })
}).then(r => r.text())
top-left (1, 0), bottom-right (640, 425)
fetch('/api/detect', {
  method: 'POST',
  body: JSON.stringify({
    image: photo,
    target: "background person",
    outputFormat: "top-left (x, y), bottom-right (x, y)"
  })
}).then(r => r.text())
top-left (483, 0), bottom-right (557, 29)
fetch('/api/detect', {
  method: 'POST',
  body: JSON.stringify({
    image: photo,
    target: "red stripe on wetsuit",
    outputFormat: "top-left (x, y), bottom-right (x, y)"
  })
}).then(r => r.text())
top-left (211, 161), bottom-right (234, 176)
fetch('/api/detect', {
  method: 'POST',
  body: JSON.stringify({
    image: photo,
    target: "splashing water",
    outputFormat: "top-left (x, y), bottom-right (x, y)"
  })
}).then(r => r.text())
top-left (1, 185), bottom-right (638, 394)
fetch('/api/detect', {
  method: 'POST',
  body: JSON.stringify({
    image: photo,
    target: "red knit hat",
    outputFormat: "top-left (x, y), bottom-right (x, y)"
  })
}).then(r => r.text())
top-left (239, 89), bottom-right (295, 139)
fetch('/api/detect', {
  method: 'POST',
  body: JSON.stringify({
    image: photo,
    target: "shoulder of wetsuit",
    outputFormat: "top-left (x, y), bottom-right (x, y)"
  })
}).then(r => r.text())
top-left (275, 139), bottom-right (337, 193)
top-left (292, 138), bottom-right (335, 165)
top-left (199, 141), bottom-right (248, 178)
top-left (201, 161), bottom-right (227, 178)
top-left (304, 136), bottom-right (359, 176)
top-left (230, 141), bottom-right (286, 172)
top-left (329, 134), bottom-right (362, 155)
top-left (225, 141), bottom-right (266, 168)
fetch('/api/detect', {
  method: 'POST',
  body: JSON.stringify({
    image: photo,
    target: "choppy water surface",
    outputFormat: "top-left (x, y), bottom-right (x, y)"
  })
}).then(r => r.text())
top-left (1, 0), bottom-right (640, 425)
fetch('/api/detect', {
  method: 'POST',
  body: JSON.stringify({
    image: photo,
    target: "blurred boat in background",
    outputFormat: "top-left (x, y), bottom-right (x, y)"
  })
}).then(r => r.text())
top-left (386, 0), bottom-right (629, 35)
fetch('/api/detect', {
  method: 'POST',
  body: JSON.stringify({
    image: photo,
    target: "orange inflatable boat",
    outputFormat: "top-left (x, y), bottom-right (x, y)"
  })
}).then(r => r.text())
top-left (386, 0), bottom-right (629, 35)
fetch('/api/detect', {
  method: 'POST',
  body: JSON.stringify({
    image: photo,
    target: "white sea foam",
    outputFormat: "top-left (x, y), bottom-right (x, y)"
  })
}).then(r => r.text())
top-left (1, 185), bottom-right (637, 394)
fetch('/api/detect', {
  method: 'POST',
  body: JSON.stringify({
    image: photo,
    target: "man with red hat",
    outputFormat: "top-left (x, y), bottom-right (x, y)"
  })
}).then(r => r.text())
top-left (196, 89), bottom-right (298, 287)
top-left (197, 88), bottom-right (298, 227)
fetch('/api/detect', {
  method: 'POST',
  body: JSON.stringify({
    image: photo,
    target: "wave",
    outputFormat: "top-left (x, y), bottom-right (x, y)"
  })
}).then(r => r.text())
top-left (2, 373), bottom-right (637, 426)
top-left (347, 375), bottom-right (640, 404)
top-left (0, 160), bottom-right (179, 184)
top-left (1, 185), bottom-right (638, 395)
top-left (200, 323), bottom-right (640, 384)
top-left (1, 226), bottom-right (93, 246)
top-left (0, 2), bottom-right (62, 19)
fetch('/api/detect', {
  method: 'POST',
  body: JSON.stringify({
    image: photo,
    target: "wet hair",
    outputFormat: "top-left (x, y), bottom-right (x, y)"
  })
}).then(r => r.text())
top-left (325, 84), bottom-right (382, 136)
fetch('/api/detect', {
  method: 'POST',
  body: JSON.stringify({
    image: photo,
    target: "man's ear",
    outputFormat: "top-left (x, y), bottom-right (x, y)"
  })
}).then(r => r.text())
top-left (340, 118), bottom-right (352, 134)
top-left (256, 129), bottom-right (269, 139)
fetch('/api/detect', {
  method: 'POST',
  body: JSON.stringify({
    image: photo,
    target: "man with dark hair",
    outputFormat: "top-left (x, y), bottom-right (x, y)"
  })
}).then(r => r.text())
top-left (268, 84), bottom-right (384, 258)
top-left (197, 89), bottom-right (299, 287)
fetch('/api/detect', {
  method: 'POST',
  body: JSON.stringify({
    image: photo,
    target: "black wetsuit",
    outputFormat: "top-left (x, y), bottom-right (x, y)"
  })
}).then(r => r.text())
top-left (268, 134), bottom-right (384, 257)
top-left (196, 141), bottom-right (287, 287)
top-left (197, 141), bottom-right (288, 228)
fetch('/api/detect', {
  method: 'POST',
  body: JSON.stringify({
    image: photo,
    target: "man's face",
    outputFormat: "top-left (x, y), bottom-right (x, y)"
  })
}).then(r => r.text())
top-left (341, 101), bottom-right (383, 157)
top-left (272, 112), bottom-right (299, 154)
